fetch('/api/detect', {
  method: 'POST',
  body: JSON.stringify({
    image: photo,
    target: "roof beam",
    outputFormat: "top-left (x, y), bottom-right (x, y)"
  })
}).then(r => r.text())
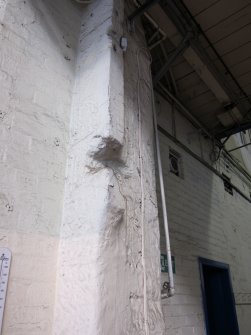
top-left (147, 4), bottom-right (244, 122)
top-left (157, 82), bottom-right (212, 139)
top-left (216, 122), bottom-right (251, 139)
top-left (153, 33), bottom-right (191, 85)
top-left (128, 0), bottom-right (161, 22)
top-left (228, 142), bottom-right (251, 153)
top-left (183, 47), bottom-right (230, 103)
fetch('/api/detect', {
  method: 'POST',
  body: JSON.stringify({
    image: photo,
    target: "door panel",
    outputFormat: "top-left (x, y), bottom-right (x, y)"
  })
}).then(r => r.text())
top-left (199, 258), bottom-right (240, 335)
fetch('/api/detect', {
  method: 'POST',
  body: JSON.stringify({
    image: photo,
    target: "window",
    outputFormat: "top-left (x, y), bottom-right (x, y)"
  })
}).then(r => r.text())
top-left (169, 149), bottom-right (182, 177)
top-left (222, 174), bottom-right (233, 195)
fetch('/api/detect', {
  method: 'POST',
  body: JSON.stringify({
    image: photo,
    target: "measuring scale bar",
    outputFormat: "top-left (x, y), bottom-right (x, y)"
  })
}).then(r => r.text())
top-left (0, 248), bottom-right (11, 335)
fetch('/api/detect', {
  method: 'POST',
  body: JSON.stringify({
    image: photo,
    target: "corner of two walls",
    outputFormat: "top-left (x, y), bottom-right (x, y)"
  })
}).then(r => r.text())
top-left (0, 0), bottom-right (82, 333)
top-left (53, 0), bottom-right (165, 334)
top-left (0, 0), bottom-right (164, 333)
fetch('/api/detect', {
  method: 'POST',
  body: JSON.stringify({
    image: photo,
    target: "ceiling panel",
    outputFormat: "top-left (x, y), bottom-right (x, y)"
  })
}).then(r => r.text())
top-left (176, 72), bottom-right (202, 91)
top-left (193, 101), bottom-right (223, 118)
top-left (230, 57), bottom-right (251, 77)
top-left (183, 0), bottom-right (220, 17)
top-left (172, 62), bottom-right (194, 81)
top-left (237, 71), bottom-right (251, 87)
top-left (204, 5), bottom-right (251, 43)
top-left (210, 24), bottom-right (251, 56)
top-left (183, 91), bottom-right (218, 109)
top-left (149, 0), bottom-right (251, 136)
top-left (181, 84), bottom-right (209, 103)
top-left (241, 83), bottom-right (251, 95)
top-left (194, 0), bottom-right (251, 31)
top-left (221, 41), bottom-right (251, 67)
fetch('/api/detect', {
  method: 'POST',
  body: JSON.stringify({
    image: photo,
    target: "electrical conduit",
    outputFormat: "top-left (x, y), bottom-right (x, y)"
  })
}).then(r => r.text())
top-left (151, 85), bottom-right (175, 298)
top-left (136, 46), bottom-right (175, 298)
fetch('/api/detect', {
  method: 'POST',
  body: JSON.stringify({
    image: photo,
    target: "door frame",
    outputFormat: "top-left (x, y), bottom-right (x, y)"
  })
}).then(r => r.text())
top-left (198, 257), bottom-right (240, 335)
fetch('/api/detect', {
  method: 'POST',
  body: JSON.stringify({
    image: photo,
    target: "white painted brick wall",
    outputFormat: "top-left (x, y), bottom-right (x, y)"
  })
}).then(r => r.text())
top-left (4, 0), bottom-right (247, 334)
top-left (53, 1), bottom-right (164, 333)
top-left (0, 1), bottom-right (82, 333)
top-left (0, 0), bottom-right (166, 333)
top-left (157, 94), bottom-right (251, 335)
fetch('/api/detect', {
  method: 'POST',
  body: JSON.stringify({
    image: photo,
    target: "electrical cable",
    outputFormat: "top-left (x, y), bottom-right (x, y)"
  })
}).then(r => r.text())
top-left (137, 45), bottom-right (175, 307)
top-left (136, 47), bottom-right (151, 335)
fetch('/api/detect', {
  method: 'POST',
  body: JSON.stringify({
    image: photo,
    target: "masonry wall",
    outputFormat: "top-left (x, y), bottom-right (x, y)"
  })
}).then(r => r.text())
top-left (0, 1), bottom-right (82, 333)
top-left (156, 93), bottom-right (251, 335)
top-left (53, 1), bottom-right (165, 333)
top-left (0, 0), bottom-right (167, 333)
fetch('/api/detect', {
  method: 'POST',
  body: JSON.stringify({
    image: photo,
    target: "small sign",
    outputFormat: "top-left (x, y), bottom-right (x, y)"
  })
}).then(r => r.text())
top-left (161, 254), bottom-right (175, 273)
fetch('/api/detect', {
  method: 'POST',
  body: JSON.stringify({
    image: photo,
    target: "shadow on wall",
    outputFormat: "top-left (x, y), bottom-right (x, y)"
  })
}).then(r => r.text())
top-left (0, 2), bottom-right (86, 334)
top-left (0, 0), bottom-right (85, 237)
top-left (156, 125), bottom-right (251, 334)
top-left (9, 0), bottom-right (84, 69)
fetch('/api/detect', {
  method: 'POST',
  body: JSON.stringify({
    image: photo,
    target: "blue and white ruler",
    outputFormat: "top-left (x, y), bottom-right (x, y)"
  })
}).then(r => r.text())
top-left (0, 248), bottom-right (11, 334)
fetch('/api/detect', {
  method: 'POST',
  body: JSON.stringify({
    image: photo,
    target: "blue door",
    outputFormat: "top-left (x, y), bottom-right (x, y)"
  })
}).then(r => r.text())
top-left (199, 258), bottom-right (240, 335)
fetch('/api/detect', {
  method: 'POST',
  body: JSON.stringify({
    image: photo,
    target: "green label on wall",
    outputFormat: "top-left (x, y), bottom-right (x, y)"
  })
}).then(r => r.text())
top-left (161, 254), bottom-right (175, 273)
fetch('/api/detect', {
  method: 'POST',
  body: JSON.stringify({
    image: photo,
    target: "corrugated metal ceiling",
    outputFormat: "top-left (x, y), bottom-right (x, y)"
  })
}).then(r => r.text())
top-left (139, 0), bottom-right (251, 139)
top-left (187, 0), bottom-right (251, 95)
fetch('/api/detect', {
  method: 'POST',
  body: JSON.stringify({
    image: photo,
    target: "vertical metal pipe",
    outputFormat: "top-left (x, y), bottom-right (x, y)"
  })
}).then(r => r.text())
top-left (152, 93), bottom-right (175, 298)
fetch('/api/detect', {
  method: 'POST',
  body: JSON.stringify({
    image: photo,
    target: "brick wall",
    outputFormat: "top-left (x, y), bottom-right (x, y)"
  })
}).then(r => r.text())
top-left (3, 0), bottom-right (249, 334)
top-left (53, 1), bottom-right (164, 333)
top-left (0, 1), bottom-right (82, 333)
top-left (0, 1), bottom-right (166, 333)
top-left (156, 93), bottom-right (251, 335)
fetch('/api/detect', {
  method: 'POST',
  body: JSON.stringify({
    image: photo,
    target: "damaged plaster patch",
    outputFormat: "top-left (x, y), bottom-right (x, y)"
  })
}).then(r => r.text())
top-left (0, 109), bottom-right (7, 121)
top-left (105, 171), bottom-right (125, 231)
top-left (54, 137), bottom-right (60, 147)
top-left (0, 193), bottom-right (13, 213)
top-left (91, 136), bottom-right (123, 162)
